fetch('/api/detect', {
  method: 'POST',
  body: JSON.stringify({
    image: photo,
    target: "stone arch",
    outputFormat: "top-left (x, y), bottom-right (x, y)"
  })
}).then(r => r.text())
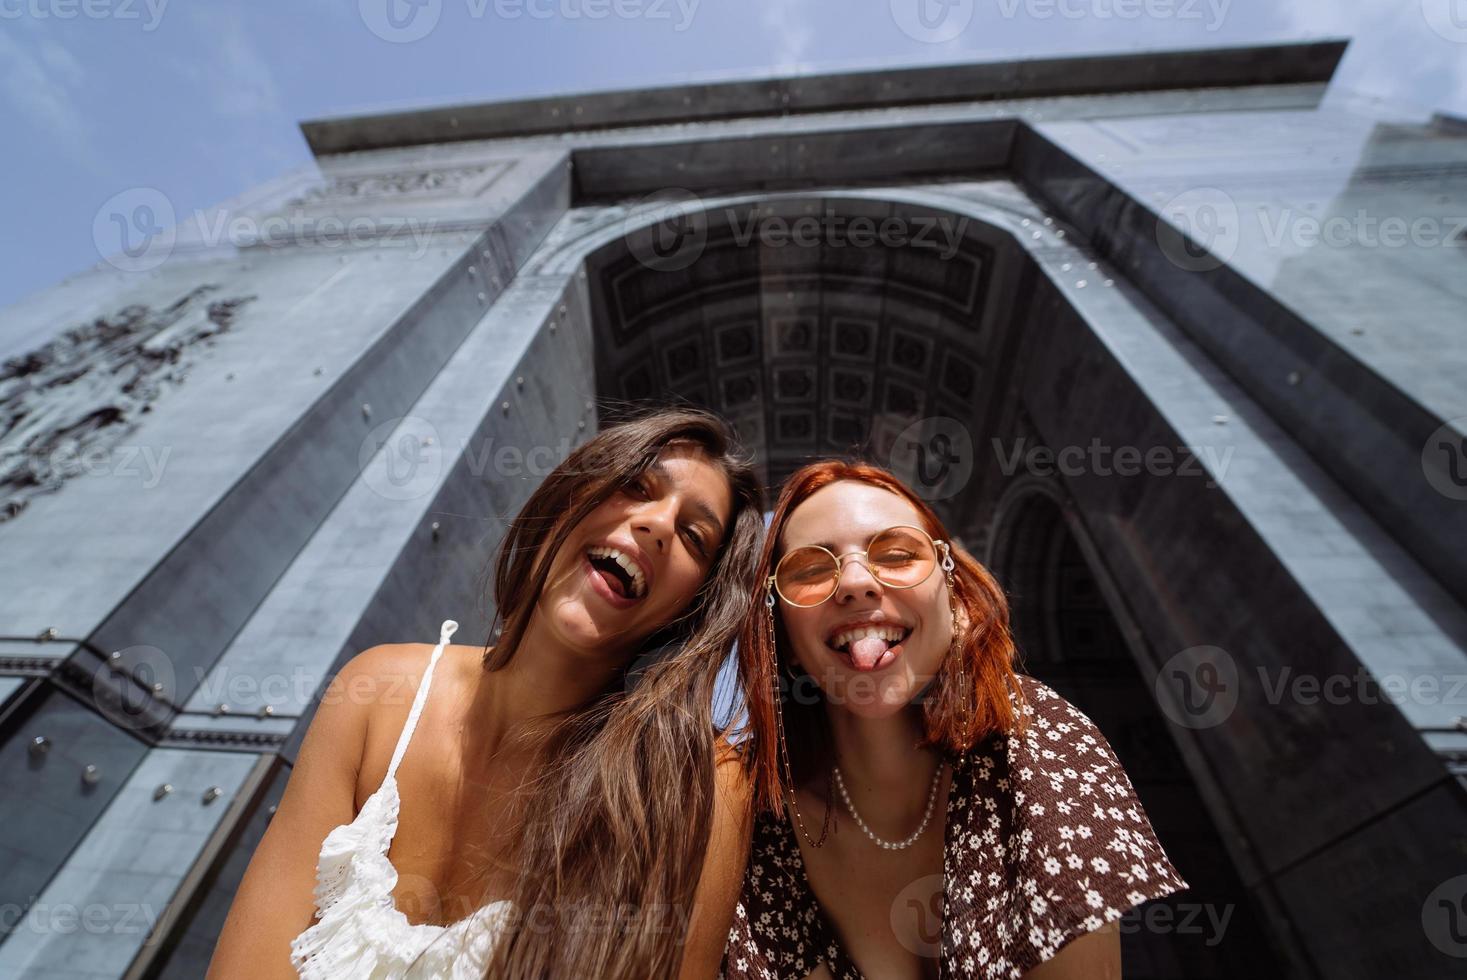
top-left (987, 478), bottom-right (1086, 671)
top-left (566, 191), bottom-right (1295, 975)
top-left (987, 480), bottom-right (1285, 977)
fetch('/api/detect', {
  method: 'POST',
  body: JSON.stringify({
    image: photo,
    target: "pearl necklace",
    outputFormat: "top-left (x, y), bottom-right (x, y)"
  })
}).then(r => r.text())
top-left (832, 761), bottom-right (946, 851)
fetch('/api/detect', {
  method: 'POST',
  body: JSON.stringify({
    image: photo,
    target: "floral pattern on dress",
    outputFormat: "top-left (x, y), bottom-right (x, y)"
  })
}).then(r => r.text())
top-left (719, 675), bottom-right (1189, 980)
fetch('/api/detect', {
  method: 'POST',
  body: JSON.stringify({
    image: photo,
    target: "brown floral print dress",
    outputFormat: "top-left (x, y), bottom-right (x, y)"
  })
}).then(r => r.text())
top-left (719, 675), bottom-right (1189, 979)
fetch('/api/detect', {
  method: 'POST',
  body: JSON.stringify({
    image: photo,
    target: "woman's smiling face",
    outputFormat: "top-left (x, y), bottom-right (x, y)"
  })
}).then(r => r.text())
top-left (776, 479), bottom-right (954, 719)
top-left (536, 441), bottom-right (733, 662)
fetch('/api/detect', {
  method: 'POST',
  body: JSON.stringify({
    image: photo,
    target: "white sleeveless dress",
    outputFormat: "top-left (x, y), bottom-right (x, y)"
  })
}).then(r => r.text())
top-left (290, 619), bottom-right (513, 979)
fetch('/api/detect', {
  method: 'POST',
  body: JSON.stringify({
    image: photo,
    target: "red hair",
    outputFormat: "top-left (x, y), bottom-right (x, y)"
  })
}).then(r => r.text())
top-left (737, 459), bottom-right (1025, 816)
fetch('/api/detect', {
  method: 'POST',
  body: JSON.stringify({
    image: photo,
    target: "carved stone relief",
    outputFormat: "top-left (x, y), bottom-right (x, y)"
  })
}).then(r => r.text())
top-left (0, 286), bottom-right (256, 522)
top-left (287, 163), bottom-right (512, 207)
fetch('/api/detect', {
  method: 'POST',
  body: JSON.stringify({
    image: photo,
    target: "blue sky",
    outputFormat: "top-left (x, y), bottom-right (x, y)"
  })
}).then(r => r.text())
top-left (2, 0), bottom-right (1465, 312)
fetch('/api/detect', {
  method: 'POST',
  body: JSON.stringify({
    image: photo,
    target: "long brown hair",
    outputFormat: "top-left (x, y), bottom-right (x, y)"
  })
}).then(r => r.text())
top-left (736, 459), bottom-right (1023, 817)
top-left (473, 407), bottom-right (764, 978)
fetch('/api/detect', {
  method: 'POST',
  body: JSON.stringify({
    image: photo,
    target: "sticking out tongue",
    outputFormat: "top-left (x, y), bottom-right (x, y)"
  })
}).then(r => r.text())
top-left (597, 568), bottom-right (627, 597)
top-left (589, 558), bottom-right (630, 598)
top-left (850, 636), bottom-right (894, 671)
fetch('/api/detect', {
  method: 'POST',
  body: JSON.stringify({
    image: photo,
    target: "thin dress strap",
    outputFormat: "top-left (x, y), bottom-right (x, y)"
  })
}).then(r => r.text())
top-left (384, 618), bottom-right (458, 781)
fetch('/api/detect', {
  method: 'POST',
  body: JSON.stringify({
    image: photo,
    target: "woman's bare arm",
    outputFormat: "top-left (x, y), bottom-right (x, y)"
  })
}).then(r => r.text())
top-left (1022, 921), bottom-right (1121, 980)
top-left (206, 647), bottom-right (393, 979)
top-left (677, 741), bottom-right (755, 980)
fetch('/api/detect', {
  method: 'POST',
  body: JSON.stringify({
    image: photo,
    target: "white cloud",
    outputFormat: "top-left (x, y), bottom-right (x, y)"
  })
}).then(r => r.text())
top-left (173, 5), bottom-right (284, 119)
top-left (38, 39), bottom-right (86, 88)
top-left (760, 0), bottom-right (816, 71)
top-left (1271, 0), bottom-right (1467, 117)
top-left (0, 30), bottom-right (103, 174)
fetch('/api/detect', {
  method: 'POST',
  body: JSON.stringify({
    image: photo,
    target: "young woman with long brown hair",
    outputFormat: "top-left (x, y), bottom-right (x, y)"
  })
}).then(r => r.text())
top-left (208, 408), bottom-right (765, 979)
top-left (721, 460), bottom-right (1186, 980)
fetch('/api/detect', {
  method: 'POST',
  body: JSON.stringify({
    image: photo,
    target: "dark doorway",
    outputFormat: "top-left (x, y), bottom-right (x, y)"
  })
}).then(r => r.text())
top-left (990, 489), bottom-right (1295, 979)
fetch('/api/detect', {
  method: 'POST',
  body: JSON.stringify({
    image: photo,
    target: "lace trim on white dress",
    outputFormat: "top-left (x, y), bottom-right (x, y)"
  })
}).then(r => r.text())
top-left (290, 619), bottom-right (512, 979)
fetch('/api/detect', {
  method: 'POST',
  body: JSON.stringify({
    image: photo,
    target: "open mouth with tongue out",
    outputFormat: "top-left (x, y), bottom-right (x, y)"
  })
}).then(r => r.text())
top-left (583, 543), bottom-right (650, 609)
top-left (826, 622), bottom-right (913, 672)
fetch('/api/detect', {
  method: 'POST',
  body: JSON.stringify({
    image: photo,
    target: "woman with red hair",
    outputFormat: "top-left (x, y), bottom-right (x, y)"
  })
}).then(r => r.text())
top-left (720, 460), bottom-right (1186, 979)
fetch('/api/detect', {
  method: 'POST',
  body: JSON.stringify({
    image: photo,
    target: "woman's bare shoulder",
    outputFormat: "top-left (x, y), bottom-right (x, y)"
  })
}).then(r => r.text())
top-left (326, 641), bottom-right (442, 710)
top-left (335, 641), bottom-right (481, 797)
top-left (321, 639), bottom-right (488, 755)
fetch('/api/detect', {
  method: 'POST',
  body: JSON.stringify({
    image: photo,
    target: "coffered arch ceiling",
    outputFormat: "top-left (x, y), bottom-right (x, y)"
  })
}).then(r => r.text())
top-left (583, 195), bottom-right (1032, 528)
